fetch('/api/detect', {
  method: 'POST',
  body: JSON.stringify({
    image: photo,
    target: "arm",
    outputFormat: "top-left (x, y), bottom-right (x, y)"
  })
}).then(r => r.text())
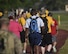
top-left (18, 23), bottom-right (23, 32)
top-left (25, 28), bottom-right (29, 38)
top-left (25, 19), bottom-right (30, 38)
top-left (40, 18), bottom-right (45, 35)
top-left (20, 18), bottom-right (26, 31)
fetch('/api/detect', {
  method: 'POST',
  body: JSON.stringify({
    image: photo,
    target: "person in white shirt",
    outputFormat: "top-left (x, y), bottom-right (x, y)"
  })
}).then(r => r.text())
top-left (25, 9), bottom-right (44, 54)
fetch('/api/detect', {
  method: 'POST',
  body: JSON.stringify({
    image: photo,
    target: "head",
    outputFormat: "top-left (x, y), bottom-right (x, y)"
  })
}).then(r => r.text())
top-left (8, 16), bottom-right (14, 20)
top-left (0, 18), bottom-right (9, 30)
top-left (0, 12), bottom-right (3, 18)
top-left (48, 12), bottom-right (52, 17)
top-left (21, 11), bottom-right (26, 18)
top-left (8, 12), bottom-right (18, 21)
top-left (30, 9), bottom-right (37, 16)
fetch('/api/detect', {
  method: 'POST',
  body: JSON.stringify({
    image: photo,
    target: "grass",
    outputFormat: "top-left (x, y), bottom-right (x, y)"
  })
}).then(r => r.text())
top-left (53, 12), bottom-right (68, 31)
top-left (58, 39), bottom-right (68, 54)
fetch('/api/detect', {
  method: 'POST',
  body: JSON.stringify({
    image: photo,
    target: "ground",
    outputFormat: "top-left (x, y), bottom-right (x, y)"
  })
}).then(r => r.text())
top-left (26, 29), bottom-right (68, 54)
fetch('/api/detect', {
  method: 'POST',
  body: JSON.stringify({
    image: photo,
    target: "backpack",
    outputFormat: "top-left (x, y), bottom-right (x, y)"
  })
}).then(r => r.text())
top-left (41, 17), bottom-right (48, 34)
top-left (29, 17), bottom-right (39, 33)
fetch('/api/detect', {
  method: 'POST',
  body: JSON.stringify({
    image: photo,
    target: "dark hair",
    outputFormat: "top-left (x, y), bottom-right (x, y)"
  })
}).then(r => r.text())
top-left (8, 16), bottom-right (14, 20)
top-left (21, 11), bottom-right (26, 15)
top-left (30, 9), bottom-right (37, 16)
top-left (48, 12), bottom-right (52, 16)
top-left (0, 18), bottom-right (9, 29)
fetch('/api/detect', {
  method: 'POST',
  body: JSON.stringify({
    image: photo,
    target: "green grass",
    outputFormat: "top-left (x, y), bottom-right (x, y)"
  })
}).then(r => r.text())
top-left (58, 39), bottom-right (68, 54)
top-left (53, 12), bottom-right (68, 31)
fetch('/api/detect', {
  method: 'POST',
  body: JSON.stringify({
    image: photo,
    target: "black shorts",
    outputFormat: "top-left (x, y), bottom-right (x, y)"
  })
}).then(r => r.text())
top-left (40, 33), bottom-right (52, 47)
top-left (20, 30), bottom-right (25, 43)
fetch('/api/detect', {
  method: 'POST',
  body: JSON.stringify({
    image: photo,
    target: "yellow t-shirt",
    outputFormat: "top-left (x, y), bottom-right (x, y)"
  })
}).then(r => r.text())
top-left (46, 16), bottom-right (54, 33)
top-left (41, 14), bottom-right (46, 18)
top-left (45, 9), bottom-right (49, 17)
top-left (18, 17), bottom-right (26, 26)
top-left (26, 12), bottom-right (31, 18)
top-left (0, 12), bottom-right (3, 16)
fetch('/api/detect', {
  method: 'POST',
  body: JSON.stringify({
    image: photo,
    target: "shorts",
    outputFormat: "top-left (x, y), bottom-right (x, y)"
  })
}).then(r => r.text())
top-left (20, 30), bottom-right (25, 43)
top-left (28, 32), bottom-right (42, 46)
top-left (40, 33), bottom-right (52, 47)
top-left (52, 36), bottom-right (57, 42)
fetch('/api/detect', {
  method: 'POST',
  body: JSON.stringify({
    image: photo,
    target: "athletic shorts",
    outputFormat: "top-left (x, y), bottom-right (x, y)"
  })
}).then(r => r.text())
top-left (40, 33), bottom-right (52, 47)
top-left (52, 36), bottom-right (57, 42)
top-left (20, 30), bottom-right (25, 43)
top-left (28, 32), bottom-right (42, 46)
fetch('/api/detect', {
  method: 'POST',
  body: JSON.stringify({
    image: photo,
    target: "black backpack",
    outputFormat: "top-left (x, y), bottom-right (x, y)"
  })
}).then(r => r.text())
top-left (41, 17), bottom-right (48, 34)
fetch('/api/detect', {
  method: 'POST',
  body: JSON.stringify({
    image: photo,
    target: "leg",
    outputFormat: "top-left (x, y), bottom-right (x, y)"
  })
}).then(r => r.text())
top-left (23, 42), bottom-right (27, 53)
top-left (36, 45), bottom-right (39, 54)
top-left (46, 33), bottom-right (52, 53)
top-left (52, 36), bottom-right (57, 52)
top-left (41, 46), bottom-right (45, 54)
top-left (31, 45), bottom-right (34, 54)
top-left (52, 41), bottom-right (57, 52)
top-left (47, 44), bottom-right (52, 52)
top-left (53, 41), bottom-right (57, 47)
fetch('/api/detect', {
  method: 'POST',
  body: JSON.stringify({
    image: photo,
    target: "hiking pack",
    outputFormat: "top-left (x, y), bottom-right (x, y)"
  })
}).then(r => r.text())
top-left (29, 17), bottom-right (39, 33)
top-left (41, 17), bottom-right (48, 34)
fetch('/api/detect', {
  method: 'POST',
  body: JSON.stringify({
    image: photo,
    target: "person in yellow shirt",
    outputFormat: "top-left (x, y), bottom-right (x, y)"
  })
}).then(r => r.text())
top-left (18, 11), bottom-right (27, 54)
top-left (26, 11), bottom-right (31, 18)
top-left (46, 15), bottom-right (54, 33)
top-left (45, 9), bottom-right (49, 17)
top-left (41, 12), bottom-right (54, 54)
top-left (0, 11), bottom-right (3, 18)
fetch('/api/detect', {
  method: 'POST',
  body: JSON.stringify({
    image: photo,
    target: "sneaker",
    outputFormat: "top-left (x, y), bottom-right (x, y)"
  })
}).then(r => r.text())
top-left (45, 51), bottom-right (53, 54)
top-left (53, 46), bottom-right (57, 52)
top-left (23, 50), bottom-right (26, 54)
top-left (23, 53), bottom-right (27, 54)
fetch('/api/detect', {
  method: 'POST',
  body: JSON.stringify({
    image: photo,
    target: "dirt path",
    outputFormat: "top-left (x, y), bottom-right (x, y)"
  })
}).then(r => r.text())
top-left (56, 29), bottom-right (68, 54)
top-left (26, 29), bottom-right (68, 54)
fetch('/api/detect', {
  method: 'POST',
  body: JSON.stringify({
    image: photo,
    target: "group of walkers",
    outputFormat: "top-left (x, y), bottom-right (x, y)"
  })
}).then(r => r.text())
top-left (0, 8), bottom-right (58, 54)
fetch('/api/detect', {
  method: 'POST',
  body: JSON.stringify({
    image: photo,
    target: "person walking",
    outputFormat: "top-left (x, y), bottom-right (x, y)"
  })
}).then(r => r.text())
top-left (18, 11), bottom-right (27, 54)
top-left (25, 9), bottom-right (44, 54)
top-left (40, 12), bottom-right (54, 54)
top-left (51, 14), bottom-right (58, 53)
top-left (0, 18), bottom-right (22, 54)
top-left (8, 15), bottom-right (22, 38)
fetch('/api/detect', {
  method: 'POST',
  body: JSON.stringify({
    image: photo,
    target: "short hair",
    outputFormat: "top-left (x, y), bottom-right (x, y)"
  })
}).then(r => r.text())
top-left (0, 18), bottom-right (9, 29)
top-left (30, 9), bottom-right (37, 16)
top-left (8, 16), bottom-right (14, 20)
top-left (21, 11), bottom-right (26, 15)
top-left (48, 12), bottom-right (52, 16)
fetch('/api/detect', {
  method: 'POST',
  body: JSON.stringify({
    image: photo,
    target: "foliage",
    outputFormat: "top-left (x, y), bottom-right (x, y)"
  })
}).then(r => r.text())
top-left (0, 0), bottom-right (68, 11)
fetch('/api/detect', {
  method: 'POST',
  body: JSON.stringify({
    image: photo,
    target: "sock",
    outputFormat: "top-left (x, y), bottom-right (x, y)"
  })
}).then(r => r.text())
top-left (23, 50), bottom-right (26, 53)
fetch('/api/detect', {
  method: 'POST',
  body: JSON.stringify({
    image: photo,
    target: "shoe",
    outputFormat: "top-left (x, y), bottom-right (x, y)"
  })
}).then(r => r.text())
top-left (23, 50), bottom-right (26, 54)
top-left (53, 46), bottom-right (57, 52)
top-left (45, 51), bottom-right (52, 54)
top-left (23, 53), bottom-right (26, 54)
